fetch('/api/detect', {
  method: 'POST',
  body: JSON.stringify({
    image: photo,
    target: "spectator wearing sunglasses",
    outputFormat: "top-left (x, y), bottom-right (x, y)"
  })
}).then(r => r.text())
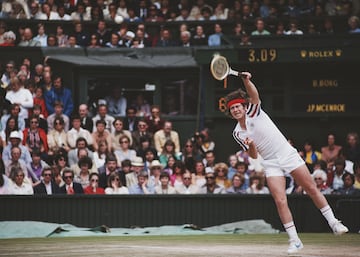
top-left (84, 173), bottom-right (105, 194)
top-left (33, 167), bottom-right (61, 195)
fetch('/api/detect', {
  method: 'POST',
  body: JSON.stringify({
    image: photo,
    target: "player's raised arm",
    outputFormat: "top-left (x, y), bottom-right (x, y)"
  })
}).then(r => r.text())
top-left (240, 72), bottom-right (260, 104)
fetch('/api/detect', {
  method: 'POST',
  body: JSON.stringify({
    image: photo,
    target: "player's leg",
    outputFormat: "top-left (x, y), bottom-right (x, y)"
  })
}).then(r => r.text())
top-left (266, 176), bottom-right (303, 254)
top-left (291, 164), bottom-right (349, 235)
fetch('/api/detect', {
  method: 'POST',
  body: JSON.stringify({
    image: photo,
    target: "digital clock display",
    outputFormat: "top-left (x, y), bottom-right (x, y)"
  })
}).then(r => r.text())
top-left (239, 49), bottom-right (277, 63)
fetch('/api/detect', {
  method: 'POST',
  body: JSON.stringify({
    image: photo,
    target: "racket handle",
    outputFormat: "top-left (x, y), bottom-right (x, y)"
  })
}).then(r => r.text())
top-left (229, 68), bottom-right (239, 77)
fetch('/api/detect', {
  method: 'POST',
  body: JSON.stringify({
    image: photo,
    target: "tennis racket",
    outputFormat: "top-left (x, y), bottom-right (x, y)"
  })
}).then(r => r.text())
top-left (210, 54), bottom-right (245, 80)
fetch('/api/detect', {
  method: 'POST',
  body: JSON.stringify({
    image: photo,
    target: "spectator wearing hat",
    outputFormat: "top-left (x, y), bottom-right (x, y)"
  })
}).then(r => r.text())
top-left (148, 160), bottom-right (163, 188)
top-left (2, 131), bottom-right (32, 165)
top-left (125, 156), bottom-right (144, 188)
top-left (155, 171), bottom-right (176, 194)
top-left (44, 75), bottom-right (74, 117)
top-left (128, 170), bottom-right (154, 194)
top-left (47, 101), bottom-right (70, 132)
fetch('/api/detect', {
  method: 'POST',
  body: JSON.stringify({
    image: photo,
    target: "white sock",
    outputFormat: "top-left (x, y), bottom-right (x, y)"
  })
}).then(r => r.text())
top-left (284, 221), bottom-right (300, 241)
top-left (320, 205), bottom-right (338, 226)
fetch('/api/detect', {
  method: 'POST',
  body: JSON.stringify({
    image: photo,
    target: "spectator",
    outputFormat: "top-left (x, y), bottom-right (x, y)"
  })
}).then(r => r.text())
top-left (156, 28), bottom-right (176, 47)
top-left (227, 154), bottom-right (238, 180)
top-left (38, 2), bottom-right (60, 20)
top-left (7, 167), bottom-right (33, 195)
top-left (154, 171), bottom-right (176, 194)
top-left (159, 139), bottom-right (181, 167)
top-left (22, 115), bottom-right (48, 157)
top-left (32, 87), bottom-right (49, 119)
top-left (285, 21), bottom-right (304, 35)
top-left (73, 22), bottom-right (90, 47)
top-left (321, 133), bottom-right (342, 164)
top-left (67, 114), bottom-right (93, 150)
top-left (199, 171), bottom-right (225, 194)
top-left (145, 105), bottom-right (164, 134)
top-left (111, 117), bottom-right (133, 151)
top-left (226, 173), bottom-right (247, 194)
top-left (46, 101), bottom-right (70, 132)
top-left (47, 116), bottom-right (70, 160)
top-left (4, 146), bottom-right (29, 179)
top-left (123, 106), bottom-right (139, 132)
top-left (214, 162), bottom-right (231, 189)
top-left (114, 134), bottom-right (136, 165)
top-left (0, 31), bottom-right (16, 47)
top-left (18, 27), bottom-right (41, 47)
top-left (67, 35), bottom-right (81, 48)
top-left (170, 160), bottom-right (185, 187)
top-left (193, 160), bottom-right (206, 187)
top-left (302, 140), bottom-right (321, 172)
top-left (125, 156), bottom-right (144, 188)
top-left (26, 149), bottom-right (49, 184)
top-left (88, 33), bottom-right (101, 48)
top-left (93, 139), bottom-right (113, 169)
top-left (6, 77), bottom-right (33, 120)
top-left (208, 23), bottom-right (223, 46)
top-left (176, 170), bottom-right (200, 194)
top-left (44, 75), bottom-right (74, 117)
top-left (234, 161), bottom-right (250, 190)
top-left (154, 121), bottom-right (180, 154)
top-left (105, 87), bottom-right (127, 116)
top-left (312, 169), bottom-right (332, 195)
top-left (84, 173), bottom-right (105, 194)
top-left (246, 172), bottom-right (270, 194)
top-left (179, 30), bottom-right (191, 47)
top-left (92, 119), bottom-right (112, 152)
top-left (60, 168), bottom-right (84, 194)
top-left (333, 172), bottom-right (360, 195)
top-left (105, 172), bottom-right (129, 194)
top-left (1, 60), bottom-right (16, 87)
top-left (78, 104), bottom-right (93, 132)
top-left (98, 153), bottom-right (125, 188)
top-left (95, 20), bottom-right (111, 46)
top-left (0, 116), bottom-right (23, 147)
top-left (67, 137), bottom-right (94, 166)
top-left (353, 162), bottom-right (360, 189)
top-left (56, 25), bottom-right (68, 47)
top-left (92, 103), bottom-right (115, 133)
top-left (181, 139), bottom-right (201, 173)
top-left (73, 156), bottom-right (94, 188)
top-left (146, 4), bottom-right (164, 22)
top-left (71, 2), bottom-right (91, 21)
top-left (251, 17), bottom-right (271, 36)
top-left (57, 5), bottom-right (72, 20)
top-left (133, 93), bottom-right (151, 117)
top-left (348, 16), bottom-right (360, 33)
top-left (328, 157), bottom-right (348, 190)
top-left (33, 167), bottom-right (61, 195)
top-left (128, 170), bottom-right (154, 194)
top-left (2, 131), bottom-right (32, 165)
top-left (343, 132), bottom-right (360, 163)
top-left (203, 150), bottom-right (216, 169)
top-left (192, 25), bottom-right (207, 46)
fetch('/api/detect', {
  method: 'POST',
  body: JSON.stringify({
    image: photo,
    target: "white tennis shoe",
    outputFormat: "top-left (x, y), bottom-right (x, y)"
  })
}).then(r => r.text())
top-left (287, 239), bottom-right (303, 255)
top-left (331, 220), bottom-right (349, 235)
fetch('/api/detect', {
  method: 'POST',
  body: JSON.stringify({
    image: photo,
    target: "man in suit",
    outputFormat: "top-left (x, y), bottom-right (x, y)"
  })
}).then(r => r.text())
top-left (60, 168), bottom-right (84, 194)
top-left (123, 106), bottom-right (139, 132)
top-left (33, 167), bottom-right (61, 195)
top-left (131, 119), bottom-right (153, 151)
top-left (78, 104), bottom-right (93, 132)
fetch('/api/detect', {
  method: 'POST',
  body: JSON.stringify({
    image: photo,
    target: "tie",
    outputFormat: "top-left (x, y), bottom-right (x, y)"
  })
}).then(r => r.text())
top-left (67, 186), bottom-right (74, 194)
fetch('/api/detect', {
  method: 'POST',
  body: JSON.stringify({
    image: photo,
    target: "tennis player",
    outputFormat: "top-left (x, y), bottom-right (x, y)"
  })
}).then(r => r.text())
top-left (225, 72), bottom-right (348, 254)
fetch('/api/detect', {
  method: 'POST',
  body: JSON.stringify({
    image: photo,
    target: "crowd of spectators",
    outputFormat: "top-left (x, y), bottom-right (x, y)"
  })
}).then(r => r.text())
top-left (0, 0), bottom-right (360, 48)
top-left (0, 55), bottom-right (360, 196)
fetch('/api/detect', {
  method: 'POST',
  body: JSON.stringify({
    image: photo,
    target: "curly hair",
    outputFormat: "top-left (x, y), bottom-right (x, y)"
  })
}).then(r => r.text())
top-left (223, 88), bottom-right (248, 118)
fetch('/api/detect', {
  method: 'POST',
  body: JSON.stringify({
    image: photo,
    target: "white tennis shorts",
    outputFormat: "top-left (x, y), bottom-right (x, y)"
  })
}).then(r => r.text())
top-left (261, 148), bottom-right (305, 177)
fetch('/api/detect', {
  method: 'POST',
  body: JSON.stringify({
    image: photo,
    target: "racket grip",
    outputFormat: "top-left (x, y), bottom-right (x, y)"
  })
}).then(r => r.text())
top-left (228, 68), bottom-right (239, 77)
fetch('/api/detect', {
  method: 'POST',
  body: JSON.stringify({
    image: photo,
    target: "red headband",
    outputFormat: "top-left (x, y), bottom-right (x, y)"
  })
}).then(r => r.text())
top-left (227, 98), bottom-right (246, 108)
